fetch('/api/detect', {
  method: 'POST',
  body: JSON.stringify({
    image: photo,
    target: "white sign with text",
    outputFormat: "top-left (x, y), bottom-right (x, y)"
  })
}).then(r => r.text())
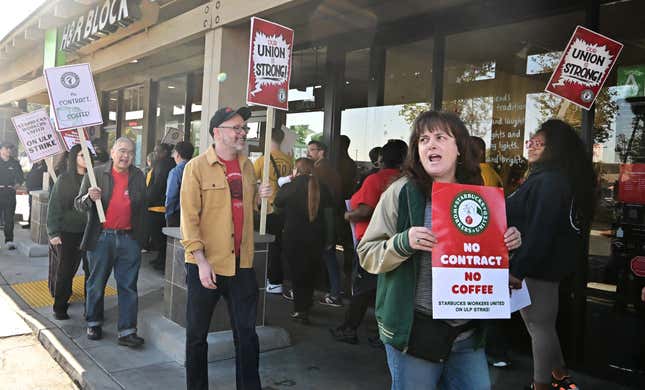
top-left (11, 109), bottom-right (63, 162)
top-left (44, 63), bottom-right (103, 131)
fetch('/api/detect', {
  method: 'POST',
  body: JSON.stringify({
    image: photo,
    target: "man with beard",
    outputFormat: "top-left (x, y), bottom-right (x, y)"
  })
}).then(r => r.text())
top-left (181, 106), bottom-right (272, 390)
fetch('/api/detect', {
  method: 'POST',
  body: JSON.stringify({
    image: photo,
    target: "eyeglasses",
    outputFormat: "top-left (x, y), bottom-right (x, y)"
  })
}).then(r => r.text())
top-left (116, 148), bottom-right (135, 157)
top-left (525, 139), bottom-right (545, 149)
top-left (219, 125), bottom-right (250, 134)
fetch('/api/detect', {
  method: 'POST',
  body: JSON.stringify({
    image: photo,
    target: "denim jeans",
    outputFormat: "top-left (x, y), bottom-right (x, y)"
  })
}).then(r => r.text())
top-left (385, 334), bottom-right (490, 390)
top-left (185, 263), bottom-right (261, 390)
top-left (85, 231), bottom-right (141, 337)
top-left (322, 247), bottom-right (341, 297)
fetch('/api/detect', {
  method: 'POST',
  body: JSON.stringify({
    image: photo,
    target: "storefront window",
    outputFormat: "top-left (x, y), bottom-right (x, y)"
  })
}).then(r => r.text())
top-left (339, 39), bottom-right (434, 167)
top-left (589, 0), bottom-right (645, 296)
top-left (103, 90), bottom-right (118, 153)
top-left (286, 46), bottom-right (327, 157)
top-left (190, 73), bottom-right (203, 155)
top-left (157, 76), bottom-right (187, 144)
top-left (121, 85), bottom-right (145, 166)
top-left (443, 11), bottom-right (585, 193)
top-left (384, 38), bottom-right (433, 106)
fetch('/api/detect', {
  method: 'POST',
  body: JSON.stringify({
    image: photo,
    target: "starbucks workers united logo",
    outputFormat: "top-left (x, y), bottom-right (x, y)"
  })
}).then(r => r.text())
top-left (451, 191), bottom-right (489, 235)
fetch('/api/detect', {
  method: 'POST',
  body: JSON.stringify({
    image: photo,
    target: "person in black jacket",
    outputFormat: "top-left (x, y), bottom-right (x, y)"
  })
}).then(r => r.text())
top-left (0, 143), bottom-right (24, 249)
top-left (506, 119), bottom-right (595, 390)
top-left (47, 145), bottom-right (89, 320)
top-left (25, 160), bottom-right (47, 229)
top-left (274, 157), bottom-right (333, 323)
top-left (147, 143), bottom-right (175, 270)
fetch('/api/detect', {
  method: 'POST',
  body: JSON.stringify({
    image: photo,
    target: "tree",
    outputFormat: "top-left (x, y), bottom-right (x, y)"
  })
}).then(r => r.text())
top-left (398, 99), bottom-right (492, 139)
top-left (533, 87), bottom-right (618, 144)
top-left (289, 124), bottom-right (313, 147)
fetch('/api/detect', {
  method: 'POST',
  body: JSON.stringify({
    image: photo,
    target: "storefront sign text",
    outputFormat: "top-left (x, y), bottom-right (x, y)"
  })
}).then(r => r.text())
top-left (431, 183), bottom-right (510, 319)
top-left (59, 0), bottom-right (141, 52)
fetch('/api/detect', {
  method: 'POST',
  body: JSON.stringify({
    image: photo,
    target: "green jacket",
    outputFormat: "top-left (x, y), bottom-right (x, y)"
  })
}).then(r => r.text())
top-left (47, 172), bottom-right (86, 238)
top-left (357, 177), bottom-right (483, 351)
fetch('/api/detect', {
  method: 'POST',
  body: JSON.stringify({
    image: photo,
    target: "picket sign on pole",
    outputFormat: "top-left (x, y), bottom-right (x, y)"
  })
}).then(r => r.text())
top-left (77, 128), bottom-right (106, 223)
top-left (259, 108), bottom-right (275, 235)
top-left (246, 17), bottom-right (294, 235)
top-left (45, 161), bottom-right (57, 183)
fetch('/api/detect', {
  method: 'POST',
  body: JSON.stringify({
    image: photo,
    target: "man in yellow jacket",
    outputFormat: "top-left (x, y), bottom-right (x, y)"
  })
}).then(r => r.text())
top-left (253, 127), bottom-right (292, 294)
top-left (181, 106), bottom-right (272, 390)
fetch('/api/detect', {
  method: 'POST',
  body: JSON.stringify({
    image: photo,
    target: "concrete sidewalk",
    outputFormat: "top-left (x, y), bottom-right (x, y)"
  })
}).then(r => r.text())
top-left (0, 228), bottom-right (637, 389)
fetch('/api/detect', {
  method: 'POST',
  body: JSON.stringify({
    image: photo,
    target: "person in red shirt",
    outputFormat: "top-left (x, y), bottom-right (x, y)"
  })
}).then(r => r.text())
top-left (75, 137), bottom-right (147, 348)
top-left (330, 139), bottom-right (408, 344)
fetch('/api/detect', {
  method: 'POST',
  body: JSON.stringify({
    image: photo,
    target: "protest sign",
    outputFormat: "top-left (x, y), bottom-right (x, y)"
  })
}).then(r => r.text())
top-left (246, 17), bottom-right (294, 234)
top-left (160, 127), bottom-right (183, 145)
top-left (59, 128), bottom-right (95, 154)
top-left (431, 182), bottom-right (510, 319)
top-left (43, 63), bottom-right (103, 131)
top-left (546, 26), bottom-right (623, 110)
top-left (246, 17), bottom-right (294, 110)
top-left (11, 109), bottom-right (63, 163)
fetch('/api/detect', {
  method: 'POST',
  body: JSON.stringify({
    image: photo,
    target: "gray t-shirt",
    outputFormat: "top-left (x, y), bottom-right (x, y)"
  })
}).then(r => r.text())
top-left (414, 201), bottom-right (473, 341)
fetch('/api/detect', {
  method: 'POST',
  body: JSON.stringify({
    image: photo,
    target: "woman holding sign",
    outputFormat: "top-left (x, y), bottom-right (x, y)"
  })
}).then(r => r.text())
top-left (47, 145), bottom-right (90, 320)
top-left (507, 119), bottom-right (595, 390)
top-left (358, 111), bottom-right (522, 390)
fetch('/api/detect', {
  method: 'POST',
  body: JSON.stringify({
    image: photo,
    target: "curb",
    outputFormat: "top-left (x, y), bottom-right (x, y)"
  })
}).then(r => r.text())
top-left (0, 285), bottom-right (123, 389)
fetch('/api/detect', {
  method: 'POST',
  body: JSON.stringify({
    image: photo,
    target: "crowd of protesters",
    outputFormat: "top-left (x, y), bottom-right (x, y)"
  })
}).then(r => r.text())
top-left (0, 101), bottom-right (608, 390)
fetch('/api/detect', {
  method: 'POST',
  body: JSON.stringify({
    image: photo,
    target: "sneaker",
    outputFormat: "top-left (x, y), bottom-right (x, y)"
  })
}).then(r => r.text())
top-left (552, 374), bottom-right (578, 390)
top-left (266, 281), bottom-right (283, 294)
top-left (282, 289), bottom-right (294, 301)
top-left (118, 333), bottom-right (145, 348)
top-left (491, 359), bottom-right (512, 368)
top-left (290, 311), bottom-right (309, 324)
top-left (87, 326), bottom-right (102, 340)
top-left (5, 241), bottom-right (16, 250)
top-left (330, 326), bottom-right (358, 344)
top-left (319, 293), bottom-right (343, 308)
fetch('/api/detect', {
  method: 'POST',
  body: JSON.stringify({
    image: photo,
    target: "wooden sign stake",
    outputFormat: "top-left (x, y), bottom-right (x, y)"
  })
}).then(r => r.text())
top-left (45, 156), bottom-right (57, 183)
top-left (77, 128), bottom-right (106, 223)
top-left (557, 100), bottom-right (571, 119)
top-left (259, 108), bottom-right (275, 235)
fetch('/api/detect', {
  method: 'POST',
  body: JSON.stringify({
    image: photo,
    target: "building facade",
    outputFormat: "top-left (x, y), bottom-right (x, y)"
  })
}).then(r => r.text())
top-left (0, 0), bottom-right (643, 385)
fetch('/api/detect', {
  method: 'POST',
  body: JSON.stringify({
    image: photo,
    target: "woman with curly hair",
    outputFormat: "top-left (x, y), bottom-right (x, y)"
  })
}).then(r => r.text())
top-left (507, 119), bottom-right (595, 390)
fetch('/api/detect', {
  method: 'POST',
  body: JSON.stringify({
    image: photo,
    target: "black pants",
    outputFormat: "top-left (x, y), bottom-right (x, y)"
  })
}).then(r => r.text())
top-left (0, 189), bottom-right (16, 242)
top-left (166, 212), bottom-right (180, 228)
top-left (337, 215), bottom-right (355, 290)
top-left (266, 213), bottom-right (284, 284)
top-left (343, 290), bottom-right (376, 330)
top-left (148, 211), bottom-right (166, 263)
top-left (48, 232), bottom-right (88, 314)
top-left (185, 263), bottom-right (260, 390)
top-left (284, 241), bottom-right (321, 312)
